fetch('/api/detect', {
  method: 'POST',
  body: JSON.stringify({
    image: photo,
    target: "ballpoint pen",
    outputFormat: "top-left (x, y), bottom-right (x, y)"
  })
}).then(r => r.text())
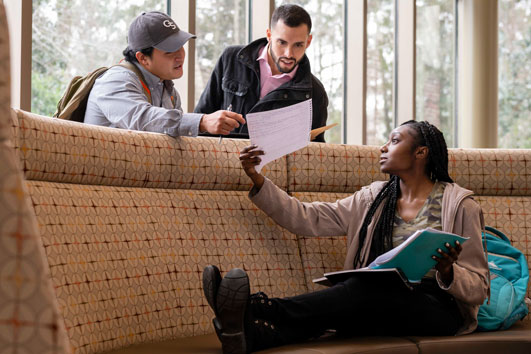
top-left (218, 104), bottom-right (233, 144)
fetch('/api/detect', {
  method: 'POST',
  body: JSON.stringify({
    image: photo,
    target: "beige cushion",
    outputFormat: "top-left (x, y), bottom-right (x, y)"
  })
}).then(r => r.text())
top-left (292, 192), bottom-right (350, 292)
top-left (104, 332), bottom-right (420, 354)
top-left (0, 3), bottom-right (70, 353)
top-left (287, 145), bottom-right (531, 197)
top-left (287, 143), bottom-right (386, 193)
top-left (0, 6), bottom-right (9, 144)
top-left (14, 109), bottom-right (287, 191)
top-left (103, 321), bottom-right (531, 354)
top-left (29, 181), bottom-right (307, 353)
top-left (410, 319), bottom-right (531, 354)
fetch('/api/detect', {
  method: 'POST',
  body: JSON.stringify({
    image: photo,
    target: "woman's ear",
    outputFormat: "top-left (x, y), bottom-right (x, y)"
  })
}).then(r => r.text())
top-left (416, 146), bottom-right (429, 160)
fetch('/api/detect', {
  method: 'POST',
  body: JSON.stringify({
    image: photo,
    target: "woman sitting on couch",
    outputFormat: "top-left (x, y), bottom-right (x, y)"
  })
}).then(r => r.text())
top-left (203, 120), bottom-right (489, 354)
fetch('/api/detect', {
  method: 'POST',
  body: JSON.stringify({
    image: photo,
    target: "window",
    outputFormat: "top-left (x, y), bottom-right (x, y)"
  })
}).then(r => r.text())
top-left (194, 0), bottom-right (248, 105)
top-left (498, 0), bottom-right (530, 148)
top-left (32, 0), bottom-right (166, 117)
top-left (27, 0), bottom-right (518, 148)
top-left (275, 0), bottom-right (344, 144)
top-left (416, 0), bottom-right (456, 147)
top-left (366, 0), bottom-right (394, 146)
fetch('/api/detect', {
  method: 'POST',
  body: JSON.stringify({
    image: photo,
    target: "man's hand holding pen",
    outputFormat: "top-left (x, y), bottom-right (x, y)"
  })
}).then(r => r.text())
top-left (199, 108), bottom-right (245, 135)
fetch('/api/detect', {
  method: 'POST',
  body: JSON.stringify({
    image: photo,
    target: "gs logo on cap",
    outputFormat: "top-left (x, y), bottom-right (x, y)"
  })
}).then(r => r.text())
top-left (163, 20), bottom-right (177, 30)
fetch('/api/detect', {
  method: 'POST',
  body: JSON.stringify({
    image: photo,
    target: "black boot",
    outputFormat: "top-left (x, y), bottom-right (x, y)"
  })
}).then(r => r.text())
top-left (246, 317), bottom-right (286, 352)
top-left (202, 265), bottom-right (223, 340)
top-left (250, 292), bottom-right (274, 320)
top-left (248, 291), bottom-right (327, 350)
top-left (216, 268), bottom-right (251, 354)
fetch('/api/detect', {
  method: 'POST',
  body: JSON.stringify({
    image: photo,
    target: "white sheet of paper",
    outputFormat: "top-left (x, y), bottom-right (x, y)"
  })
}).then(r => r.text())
top-left (246, 99), bottom-right (312, 173)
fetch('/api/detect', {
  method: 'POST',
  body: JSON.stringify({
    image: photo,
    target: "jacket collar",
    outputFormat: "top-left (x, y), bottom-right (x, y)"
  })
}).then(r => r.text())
top-left (440, 182), bottom-right (474, 231)
top-left (237, 37), bottom-right (313, 89)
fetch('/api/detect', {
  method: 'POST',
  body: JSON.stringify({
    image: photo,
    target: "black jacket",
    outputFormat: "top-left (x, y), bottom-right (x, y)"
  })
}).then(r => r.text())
top-left (194, 38), bottom-right (329, 142)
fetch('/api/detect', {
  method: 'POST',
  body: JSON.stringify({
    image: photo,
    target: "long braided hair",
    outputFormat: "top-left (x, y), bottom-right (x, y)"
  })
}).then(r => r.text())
top-left (352, 120), bottom-right (454, 268)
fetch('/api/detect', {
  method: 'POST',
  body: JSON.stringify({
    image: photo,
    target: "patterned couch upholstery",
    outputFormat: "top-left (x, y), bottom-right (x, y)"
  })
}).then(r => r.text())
top-left (1, 4), bottom-right (530, 354)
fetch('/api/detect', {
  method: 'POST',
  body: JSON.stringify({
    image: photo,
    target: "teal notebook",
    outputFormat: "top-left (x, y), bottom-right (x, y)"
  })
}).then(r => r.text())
top-left (368, 227), bottom-right (469, 283)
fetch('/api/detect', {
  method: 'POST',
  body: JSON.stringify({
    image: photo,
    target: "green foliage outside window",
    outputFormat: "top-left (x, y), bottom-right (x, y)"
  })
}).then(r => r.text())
top-left (498, 0), bottom-right (530, 148)
top-left (366, 0), bottom-right (394, 146)
top-left (32, 0), bottom-right (165, 117)
top-left (195, 0), bottom-right (247, 106)
top-left (416, 0), bottom-right (455, 147)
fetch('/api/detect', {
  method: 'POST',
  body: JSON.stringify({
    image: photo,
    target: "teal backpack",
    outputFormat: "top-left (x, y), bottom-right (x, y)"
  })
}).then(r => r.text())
top-left (477, 226), bottom-right (529, 331)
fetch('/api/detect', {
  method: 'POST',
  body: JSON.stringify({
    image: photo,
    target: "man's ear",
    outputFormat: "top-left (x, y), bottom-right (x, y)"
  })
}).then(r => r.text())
top-left (266, 28), bottom-right (272, 42)
top-left (416, 146), bottom-right (429, 160)
top-left (135, 51), bottom-right (148, 66)
top-left (306, 33), bottom-right (313, 49)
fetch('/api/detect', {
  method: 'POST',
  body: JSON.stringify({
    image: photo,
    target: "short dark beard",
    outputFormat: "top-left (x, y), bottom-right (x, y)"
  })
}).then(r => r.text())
top-left (268, 45), bottom-right (298, 74)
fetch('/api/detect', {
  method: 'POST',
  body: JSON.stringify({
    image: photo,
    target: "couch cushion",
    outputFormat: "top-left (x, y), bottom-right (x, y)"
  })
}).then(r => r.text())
top-left (104, 332), bottom-right (419, 354)
top-left (287, 143), bottom-right (386, 193)
top-left (28, 181), bottom-right (307, 353)
top-left (287, 145), bottom-right (531, 197)
top-left (105, 320), bottom-right (531, 354)
top-left (409, 319), bottom-right (531, 354)
top-left (449, 149), bottom-right (531, 197)
top-left (0, 2), bottom-right (70, 353)
top-left (291, 192), bottom-right (350, 292)
top-left (15, 109), bottom-right (287, 191)
top-left (0, 6), bottom-right (9, 144)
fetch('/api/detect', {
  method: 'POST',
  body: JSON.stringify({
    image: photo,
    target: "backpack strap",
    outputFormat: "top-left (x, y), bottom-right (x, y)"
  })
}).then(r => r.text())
top-left (53, 66), bottom-right (111, 122)
top-left (480, 211), bottom-right (491, 304)
top-left (117, 61), bottom-right (152, 104)
top-left (485, 225), bottom-right (511, 243)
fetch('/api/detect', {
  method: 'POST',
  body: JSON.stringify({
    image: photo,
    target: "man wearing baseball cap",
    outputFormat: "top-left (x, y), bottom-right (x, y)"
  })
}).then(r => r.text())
top-left (85, 11), bottom-right (244, 138)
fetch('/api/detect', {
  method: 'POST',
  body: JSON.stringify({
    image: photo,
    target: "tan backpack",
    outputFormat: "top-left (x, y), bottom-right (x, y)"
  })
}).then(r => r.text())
top-left (53, 61), bottom-right (152, 122)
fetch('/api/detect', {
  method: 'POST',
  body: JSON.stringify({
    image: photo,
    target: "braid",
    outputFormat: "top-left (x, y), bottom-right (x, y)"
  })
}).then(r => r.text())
top-left (353, 175), bottom-right (400, 268)
top-left (353, 120), bottom-right (452, 268)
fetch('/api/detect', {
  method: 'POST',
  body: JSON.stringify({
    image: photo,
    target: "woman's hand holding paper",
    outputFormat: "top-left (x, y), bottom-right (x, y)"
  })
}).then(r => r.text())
top-left (240, 145), bottom-right (265, 191)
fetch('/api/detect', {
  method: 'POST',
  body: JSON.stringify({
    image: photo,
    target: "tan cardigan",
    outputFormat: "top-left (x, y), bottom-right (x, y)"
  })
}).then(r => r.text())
top-left (250, 178), bottom-right (489, 334)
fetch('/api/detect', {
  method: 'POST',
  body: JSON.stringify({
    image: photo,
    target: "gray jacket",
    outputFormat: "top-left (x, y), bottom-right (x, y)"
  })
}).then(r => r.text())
top-left (84, 61), bottom-right (202, 138)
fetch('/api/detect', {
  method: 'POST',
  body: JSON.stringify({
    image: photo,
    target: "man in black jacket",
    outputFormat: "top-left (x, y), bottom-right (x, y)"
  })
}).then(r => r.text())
top-left (194, 4), bottom-right (329, 142)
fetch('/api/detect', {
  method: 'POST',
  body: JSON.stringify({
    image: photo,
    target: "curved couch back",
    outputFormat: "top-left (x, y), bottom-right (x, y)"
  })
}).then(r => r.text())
top-left (13, 110), bottom-right (287, 191)
top-left (287, 143), bottom-right (531, 196)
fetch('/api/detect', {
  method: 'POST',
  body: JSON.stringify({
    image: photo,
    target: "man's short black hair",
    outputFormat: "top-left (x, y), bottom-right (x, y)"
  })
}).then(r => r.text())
top-left (122, 46), bottom-right (154, 63)
top-left (270, 4), bottom-right (312, 33)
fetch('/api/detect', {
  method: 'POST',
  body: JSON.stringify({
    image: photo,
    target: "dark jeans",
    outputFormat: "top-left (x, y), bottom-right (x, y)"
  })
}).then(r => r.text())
top-left (248, 275), bottom-right (463, 350)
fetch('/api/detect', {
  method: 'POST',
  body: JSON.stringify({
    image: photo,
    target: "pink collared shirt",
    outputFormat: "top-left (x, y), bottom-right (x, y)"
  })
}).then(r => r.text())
top-left (257, 45), bottom-right (298, 99)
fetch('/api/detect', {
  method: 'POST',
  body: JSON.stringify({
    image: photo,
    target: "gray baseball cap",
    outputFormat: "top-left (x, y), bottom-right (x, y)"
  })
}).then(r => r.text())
top-left (128, 11), bottom-right (196, 52)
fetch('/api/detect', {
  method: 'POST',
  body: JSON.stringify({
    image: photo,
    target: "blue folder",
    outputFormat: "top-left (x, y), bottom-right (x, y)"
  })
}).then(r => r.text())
top-left (368, 228), bottom-right (469, 283)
